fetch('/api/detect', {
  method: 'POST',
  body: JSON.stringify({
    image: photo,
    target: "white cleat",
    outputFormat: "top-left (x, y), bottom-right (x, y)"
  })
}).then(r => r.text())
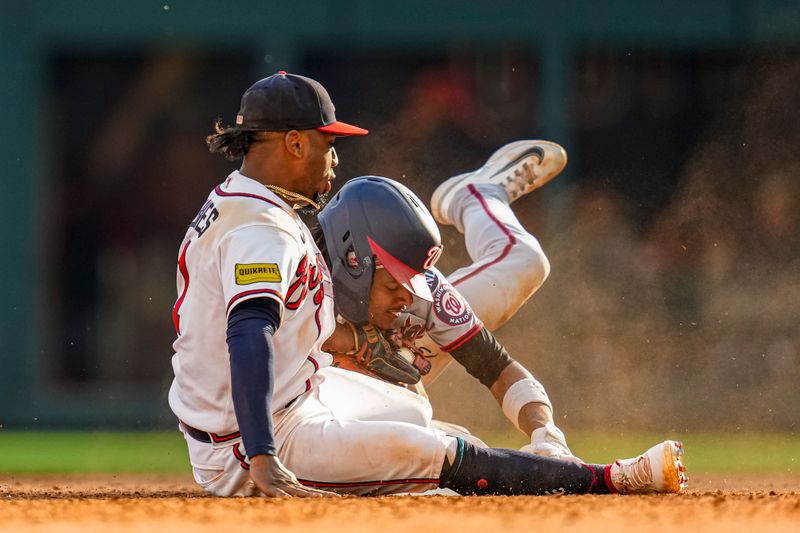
top-left (610, 440), bottom-right (688, 494)
top-left (430, 140), bottom-right (568, 226)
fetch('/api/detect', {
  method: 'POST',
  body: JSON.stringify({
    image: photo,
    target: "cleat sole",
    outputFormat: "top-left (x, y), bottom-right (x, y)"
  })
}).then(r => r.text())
top-left (663, 440), bottom-right (688, 492)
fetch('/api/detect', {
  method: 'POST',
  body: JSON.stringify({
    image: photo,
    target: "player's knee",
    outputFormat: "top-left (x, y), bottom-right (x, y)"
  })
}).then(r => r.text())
top-left (511, 242), bottom-right (550, 295)
top-left (531, 248), bottom-right (551, 288)
top-left (368, 396), bottom-right (431, 428)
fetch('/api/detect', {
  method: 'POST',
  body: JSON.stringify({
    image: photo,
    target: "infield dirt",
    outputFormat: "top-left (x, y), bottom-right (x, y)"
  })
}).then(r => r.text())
top-left (2, 473), bottom-right (799, 533)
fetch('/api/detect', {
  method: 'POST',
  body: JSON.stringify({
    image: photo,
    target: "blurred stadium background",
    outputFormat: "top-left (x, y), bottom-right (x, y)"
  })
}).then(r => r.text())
top-left (1, 0), bottom-right (798, 457)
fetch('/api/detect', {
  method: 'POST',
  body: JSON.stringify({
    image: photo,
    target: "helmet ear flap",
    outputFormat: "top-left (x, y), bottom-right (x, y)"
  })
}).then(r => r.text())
top-left (329, 255), bottom-right (374, 325)
top-left (319, 203), bottom-right (375, 325)
top-left (318, 175), bottom-right (441, 323)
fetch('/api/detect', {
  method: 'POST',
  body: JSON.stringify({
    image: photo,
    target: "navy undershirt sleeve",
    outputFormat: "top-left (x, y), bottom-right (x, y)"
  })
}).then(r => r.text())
top-left (226, 297), bottom-right (282, 457)
top-left (449, 327), bottom-right (514, 388)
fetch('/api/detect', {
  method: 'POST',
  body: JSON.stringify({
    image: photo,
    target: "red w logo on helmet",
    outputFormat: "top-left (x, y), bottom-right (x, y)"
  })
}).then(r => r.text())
top-left (423, 245), bottom-right (443, 270)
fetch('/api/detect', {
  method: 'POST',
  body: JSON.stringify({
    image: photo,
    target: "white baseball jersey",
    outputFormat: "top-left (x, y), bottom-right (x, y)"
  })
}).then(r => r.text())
top-left (168, 170), bottom-right (334, 434)
top-left (391, 267), bottom-right (483, 352)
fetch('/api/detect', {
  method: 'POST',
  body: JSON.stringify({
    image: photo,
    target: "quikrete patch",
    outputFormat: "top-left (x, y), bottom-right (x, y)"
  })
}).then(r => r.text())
top-left (235, 263), bottom-right (282, 285)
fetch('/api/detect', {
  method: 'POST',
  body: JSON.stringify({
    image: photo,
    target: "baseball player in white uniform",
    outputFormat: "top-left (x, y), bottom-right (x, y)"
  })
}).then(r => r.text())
top-left (319, 141), bottom-right (578, 458)
top-left (169, 71), bottom-right (687, 498)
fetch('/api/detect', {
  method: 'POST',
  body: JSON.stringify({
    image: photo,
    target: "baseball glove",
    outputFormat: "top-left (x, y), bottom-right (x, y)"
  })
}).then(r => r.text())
top-left (331, 322), bottom-right (431, 385)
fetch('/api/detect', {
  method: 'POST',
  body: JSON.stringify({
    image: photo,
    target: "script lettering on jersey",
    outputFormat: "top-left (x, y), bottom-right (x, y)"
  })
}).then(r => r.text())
top-left (392, 317), bottom-right (434, 353)
top-left (285, 254), bottom-right (327, 335)
top-left (189, 199), bottom-right (219, 237)
top-left (285, 255), bottom-right (324, 310)
top-left (397, 316), bottom-right (427, 345)
top-left (389, 317), bottom-right (433, 375)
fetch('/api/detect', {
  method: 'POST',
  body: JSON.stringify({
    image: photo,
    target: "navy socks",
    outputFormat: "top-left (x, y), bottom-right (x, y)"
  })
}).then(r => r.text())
top-left (440, 438), bottom-right (613, 495)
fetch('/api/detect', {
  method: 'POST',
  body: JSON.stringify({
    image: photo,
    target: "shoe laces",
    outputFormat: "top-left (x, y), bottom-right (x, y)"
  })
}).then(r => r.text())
top-left (502, 161), bottom-right (536, 201)
top-left (613, 455), bottom-right (653, 492)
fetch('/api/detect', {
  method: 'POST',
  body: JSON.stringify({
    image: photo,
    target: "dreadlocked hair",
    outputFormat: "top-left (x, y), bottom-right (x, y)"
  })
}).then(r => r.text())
top-left (206, 120), bottom-right (262, 161)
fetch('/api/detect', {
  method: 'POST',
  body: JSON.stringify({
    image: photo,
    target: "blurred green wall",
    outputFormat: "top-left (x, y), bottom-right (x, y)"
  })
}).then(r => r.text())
top-left (1, 0), bottom-right (798, 428)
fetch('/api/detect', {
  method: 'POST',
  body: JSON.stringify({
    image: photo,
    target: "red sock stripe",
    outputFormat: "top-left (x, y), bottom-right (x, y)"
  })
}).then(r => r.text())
top-left (450, 185), bottom-right (516, 286)
top-left (605, 463), bottom-right (618, 493)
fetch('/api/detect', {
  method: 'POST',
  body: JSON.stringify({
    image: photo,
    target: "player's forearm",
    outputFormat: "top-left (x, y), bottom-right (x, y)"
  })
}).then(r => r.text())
top-left (448, 327), bottom-right (513, 387)
top-left (490, 362), bottom-right (554, 437)
top-left (322, 321), bottom-right (357, 353)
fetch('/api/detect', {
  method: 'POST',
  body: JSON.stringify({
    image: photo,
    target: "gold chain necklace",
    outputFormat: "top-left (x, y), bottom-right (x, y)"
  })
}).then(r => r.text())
top-left (265, 185), bottom-right (320, 211)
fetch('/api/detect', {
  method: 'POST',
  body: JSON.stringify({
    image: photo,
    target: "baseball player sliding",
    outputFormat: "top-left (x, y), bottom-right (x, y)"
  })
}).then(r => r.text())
top-left (168, 71), bottom-right (687, 497)
top-left (319, 141), bottom-right (578, 459)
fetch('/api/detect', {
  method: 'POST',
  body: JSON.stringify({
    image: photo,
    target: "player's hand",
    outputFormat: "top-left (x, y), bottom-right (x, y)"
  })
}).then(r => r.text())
top-left (520, 422), bottom-right (582, 463)
top-left (249, 454), bottom-right (339, 498)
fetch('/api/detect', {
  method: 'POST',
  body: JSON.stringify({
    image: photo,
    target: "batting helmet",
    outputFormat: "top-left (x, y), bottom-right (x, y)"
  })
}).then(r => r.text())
top-left (318, 176), bottom-right (443, 325)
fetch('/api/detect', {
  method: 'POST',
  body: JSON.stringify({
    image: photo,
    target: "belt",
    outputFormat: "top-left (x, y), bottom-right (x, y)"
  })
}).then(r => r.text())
top-left (179, 396), bottom-right (299, 444)
top-left (180, 422), bottom-right (241, 444)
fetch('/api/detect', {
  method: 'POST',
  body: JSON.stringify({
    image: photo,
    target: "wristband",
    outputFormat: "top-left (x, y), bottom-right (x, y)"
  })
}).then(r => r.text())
top-left (501, 378), bottom-right (552, 432)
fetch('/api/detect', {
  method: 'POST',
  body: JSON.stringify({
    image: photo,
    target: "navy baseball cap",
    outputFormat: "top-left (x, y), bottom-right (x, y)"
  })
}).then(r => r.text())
top-left (235, 71), bottom-right (368, 136)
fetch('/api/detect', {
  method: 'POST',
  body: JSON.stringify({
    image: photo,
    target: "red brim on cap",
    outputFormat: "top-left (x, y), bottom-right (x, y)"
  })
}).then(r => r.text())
top-left (368, 237), bottom-right (433, 301)
top-left (317, 121), bottom-right (369, 136)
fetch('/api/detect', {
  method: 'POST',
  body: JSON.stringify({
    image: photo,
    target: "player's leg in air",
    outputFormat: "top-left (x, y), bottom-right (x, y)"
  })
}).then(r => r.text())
top-left (421, 140), bottom-right (567, 383)
top-left (317, 172), bottom-right (573, 459)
